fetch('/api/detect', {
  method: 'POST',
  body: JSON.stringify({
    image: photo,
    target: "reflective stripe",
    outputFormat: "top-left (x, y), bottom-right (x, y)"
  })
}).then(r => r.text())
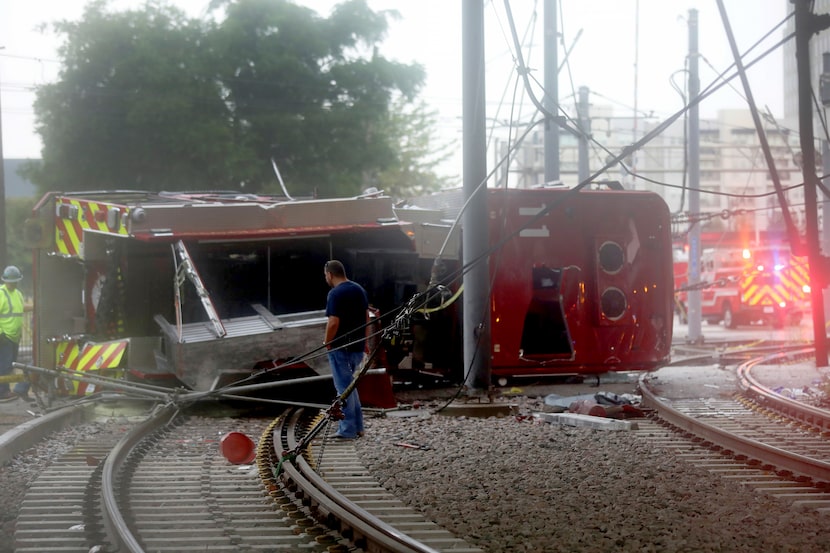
top-left (54, 198), bottom-right (129, 258)
top-left (0, 286), bottom-right (24, 342)
top-left (739, 261), bottom-right (810, 307)
top-left (72, 340), bottom-right (128, 395)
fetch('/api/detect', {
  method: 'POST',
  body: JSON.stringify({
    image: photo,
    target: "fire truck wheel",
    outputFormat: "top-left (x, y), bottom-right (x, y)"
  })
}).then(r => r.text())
top-left (722, 303), bottom-right (736, 329)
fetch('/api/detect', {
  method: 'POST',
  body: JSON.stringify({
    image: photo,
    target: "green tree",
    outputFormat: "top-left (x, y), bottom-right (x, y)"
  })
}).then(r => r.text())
top-left (6, 197), bottom-right (36, 295)
top-left (24, 0), bottom-right (444, 198)
top-left (26, 0), bottom-right (234, 192)
top-left (372, 99), bottom-right (457, 199)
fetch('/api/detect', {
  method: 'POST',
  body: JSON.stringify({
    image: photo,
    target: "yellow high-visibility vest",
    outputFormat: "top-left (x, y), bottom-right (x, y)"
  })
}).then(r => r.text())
top-left (0, 285), bottom-right (24, 343)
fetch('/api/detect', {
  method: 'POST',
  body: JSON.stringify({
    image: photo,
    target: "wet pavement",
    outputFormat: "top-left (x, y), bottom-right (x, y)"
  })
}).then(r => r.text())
top-left (654, 316), bottom-right (829, 400)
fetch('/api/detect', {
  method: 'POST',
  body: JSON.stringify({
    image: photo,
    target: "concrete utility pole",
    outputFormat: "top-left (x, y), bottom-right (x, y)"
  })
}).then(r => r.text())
top-left (821, 53), bottom-right (830, 322)
top-left (686, 9), bottom-right (703, 344)
top-left (461, 0), bottom-right (491, 394)
top-left (794, 0), bottom-right (829, 367)
top-left (544, 0), bottom-right (559, 183)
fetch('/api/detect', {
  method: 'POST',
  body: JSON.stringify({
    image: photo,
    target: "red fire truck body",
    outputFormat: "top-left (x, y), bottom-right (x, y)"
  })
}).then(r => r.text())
top-left (24, 185), bottom-right (675, 396)
top-left (396, 186), bottom-right (675, 379)
top-left (700, 245), bottom-right (809, 328)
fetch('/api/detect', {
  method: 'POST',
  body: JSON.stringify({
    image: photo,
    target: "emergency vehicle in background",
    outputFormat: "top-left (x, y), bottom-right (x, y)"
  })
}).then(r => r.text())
top-left (699, 244), bottom-right (809, 328)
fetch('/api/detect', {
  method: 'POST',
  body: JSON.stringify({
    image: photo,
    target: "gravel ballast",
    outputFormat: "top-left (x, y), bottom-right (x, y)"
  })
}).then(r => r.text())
top-left (3, 394), bottom-right (830, 553)
top-left (355, 397), bottom-right (830, 553)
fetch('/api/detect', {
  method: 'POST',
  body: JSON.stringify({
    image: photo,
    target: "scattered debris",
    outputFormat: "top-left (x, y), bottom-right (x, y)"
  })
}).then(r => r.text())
top-left (543, 391), bottom-right (643, 419)
top-left (535, 412), bottom-right (639, 431)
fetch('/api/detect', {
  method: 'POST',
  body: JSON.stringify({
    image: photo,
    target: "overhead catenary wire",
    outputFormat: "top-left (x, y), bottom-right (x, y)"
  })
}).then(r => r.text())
top-left (501, 4), bottom-right (795, 209)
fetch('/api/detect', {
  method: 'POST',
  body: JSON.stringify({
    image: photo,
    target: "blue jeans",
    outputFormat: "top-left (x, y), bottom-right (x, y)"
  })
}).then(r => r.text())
top-left (327, 350), bottom-right (365, 438)
top-left (0, 335), bottom-right (26, 395)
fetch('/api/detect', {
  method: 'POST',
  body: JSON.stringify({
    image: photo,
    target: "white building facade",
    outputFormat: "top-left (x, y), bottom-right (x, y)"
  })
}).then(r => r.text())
top-left (497, 105), bottom-right (800, 239)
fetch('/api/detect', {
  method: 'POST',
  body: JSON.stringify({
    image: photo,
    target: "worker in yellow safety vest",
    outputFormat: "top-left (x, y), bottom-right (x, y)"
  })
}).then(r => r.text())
top-left (0, 266), bottom-right (32, 402)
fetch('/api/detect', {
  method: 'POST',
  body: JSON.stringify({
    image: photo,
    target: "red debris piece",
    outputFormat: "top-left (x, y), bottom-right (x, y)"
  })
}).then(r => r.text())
top-left (220, 431), bottom-right (256, 464)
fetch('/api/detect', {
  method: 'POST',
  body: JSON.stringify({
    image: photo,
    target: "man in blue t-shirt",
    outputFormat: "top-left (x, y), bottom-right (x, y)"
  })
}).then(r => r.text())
top-left (323, 260), bottom-right (368, 439)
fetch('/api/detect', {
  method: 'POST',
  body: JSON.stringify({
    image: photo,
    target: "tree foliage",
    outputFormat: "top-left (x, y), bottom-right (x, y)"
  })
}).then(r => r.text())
top-left (24, 0), bottom-right (450, 198)
top-left (373, 98), bottom-right (457, 199)
top-left (6, 197), bottom-right (36, 294)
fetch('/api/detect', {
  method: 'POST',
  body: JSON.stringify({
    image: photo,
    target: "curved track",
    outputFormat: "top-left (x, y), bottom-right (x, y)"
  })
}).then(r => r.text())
top-left (271, 409), bottom-right (482, 553)
top-left (639, 346), bottom-right (830, 512)
top-left (7, 342), bottom-right (830, 550)
top-left (3, 399), bottom-right (481, 552)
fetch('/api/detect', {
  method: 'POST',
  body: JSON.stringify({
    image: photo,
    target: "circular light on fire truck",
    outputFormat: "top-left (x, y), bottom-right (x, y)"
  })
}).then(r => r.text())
top-left (598, 241), bottom-right (625, 274)
top-left (600, 287), bottom-right (627, 320)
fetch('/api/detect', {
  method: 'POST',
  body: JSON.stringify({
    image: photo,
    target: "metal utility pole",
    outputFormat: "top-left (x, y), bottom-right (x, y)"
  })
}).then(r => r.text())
top-left (794, 0), bottom-right (829, 366)
top-left (461, 0), bottom-right (491, 394)
top-left (686, 9), bottom-right (703, 344)
top-left (824, 133), bottom-right (830, 323)
top-left (821, 53), bottom-right (830, 321)
top-left (543, 0), bottom-right (559, 183)
top-left (631, 0), bottom-right (640, 190)
top-left (577, 86), bottom-right (590, 183)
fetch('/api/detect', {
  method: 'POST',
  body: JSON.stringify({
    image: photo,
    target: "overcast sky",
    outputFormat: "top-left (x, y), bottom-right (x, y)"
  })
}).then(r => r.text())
top-left (0, 0), bottom-right (788, 174)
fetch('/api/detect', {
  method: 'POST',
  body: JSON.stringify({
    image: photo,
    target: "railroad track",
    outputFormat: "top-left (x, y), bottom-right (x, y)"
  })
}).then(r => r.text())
top-left (2, 398), bottom-right (480, 552)
top-left (639, 346), bottom-right (830, 513)
top-left (273, 409), bottom-right (482, 553)
top-left (5, 343), bottom-right (830, 551)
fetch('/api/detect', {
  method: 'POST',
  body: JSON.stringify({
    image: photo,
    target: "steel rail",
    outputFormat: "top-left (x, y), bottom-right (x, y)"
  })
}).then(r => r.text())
top-left (100, 404), bottom-right (181, 553)
top-left (0, 402), bottom-right (94, 465)
top-left (640, 348), bottom-right (830, 483)
top-left (735, 347), bottom-right (830, 432)
top-left (0, 394), bottom-right (158, 465)
top-left (277, 409), bottom-right (442, 553)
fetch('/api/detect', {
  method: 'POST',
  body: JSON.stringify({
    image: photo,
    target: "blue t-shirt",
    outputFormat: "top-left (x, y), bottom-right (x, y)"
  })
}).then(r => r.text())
top-left (326, 281), bottom-right (369, 352)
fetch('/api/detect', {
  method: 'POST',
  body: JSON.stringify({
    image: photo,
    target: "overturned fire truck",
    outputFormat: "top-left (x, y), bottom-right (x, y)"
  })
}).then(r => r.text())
top-left (23, 184), bottom-right (675, 396)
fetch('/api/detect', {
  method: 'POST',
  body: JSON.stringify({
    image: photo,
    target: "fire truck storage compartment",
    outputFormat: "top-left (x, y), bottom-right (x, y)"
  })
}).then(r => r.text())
top-left (520, 266), bottom-right (572, 357)
top-left (150, 237), bottom-right (419, 390)
top-left (35, 254), bottom-right (87, 355)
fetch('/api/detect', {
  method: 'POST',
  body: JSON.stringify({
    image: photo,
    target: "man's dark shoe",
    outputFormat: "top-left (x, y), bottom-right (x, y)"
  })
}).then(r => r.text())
top-left (331, 432), bottom-right (357, 440)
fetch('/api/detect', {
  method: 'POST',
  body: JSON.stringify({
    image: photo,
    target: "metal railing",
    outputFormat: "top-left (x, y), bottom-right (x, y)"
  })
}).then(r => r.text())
top-left (18, 311), bottom-right (33, 364)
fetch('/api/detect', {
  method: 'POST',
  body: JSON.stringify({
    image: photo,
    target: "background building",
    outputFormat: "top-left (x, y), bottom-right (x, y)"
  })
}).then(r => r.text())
top-left (492, 105), bottom-right (800, 241)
